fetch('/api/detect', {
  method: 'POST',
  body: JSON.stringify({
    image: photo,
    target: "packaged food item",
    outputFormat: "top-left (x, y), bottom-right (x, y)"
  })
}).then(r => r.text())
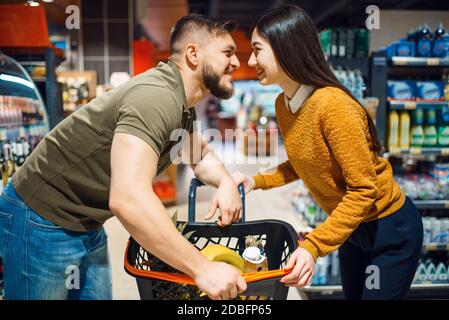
top-left (416, 81), bottom-right (444, 101)
top-left (242, 246), bottom-right (268, 273)
top-left (387, 80), bottom-right (416, 100)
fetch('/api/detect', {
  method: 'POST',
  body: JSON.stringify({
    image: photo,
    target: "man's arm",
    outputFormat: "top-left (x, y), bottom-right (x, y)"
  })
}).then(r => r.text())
top-left (182, 130), bottom-right (242, 225)
top-left (187, 130), bottom-right (230, 187)
top-left (109, 132), bottom-right (246, 299)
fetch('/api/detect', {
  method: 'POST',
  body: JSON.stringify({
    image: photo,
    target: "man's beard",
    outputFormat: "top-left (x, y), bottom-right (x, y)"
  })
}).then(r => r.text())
top-left (202, 63), bottom-right (234, 99)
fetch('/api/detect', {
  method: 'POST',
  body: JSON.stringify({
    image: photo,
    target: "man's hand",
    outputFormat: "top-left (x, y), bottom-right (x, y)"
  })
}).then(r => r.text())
top-left (231, 171), bottom-right (256, 194)
top-left (194, 260), bottom-right (247, 300)
top-left (205, 176), bottom-right (242, 226)
top-left (280, 247), bottom-right (315, 288)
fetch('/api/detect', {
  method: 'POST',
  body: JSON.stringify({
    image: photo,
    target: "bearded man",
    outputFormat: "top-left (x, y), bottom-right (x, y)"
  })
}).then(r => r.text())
top-left (0, 14), bottom-right (246, 300)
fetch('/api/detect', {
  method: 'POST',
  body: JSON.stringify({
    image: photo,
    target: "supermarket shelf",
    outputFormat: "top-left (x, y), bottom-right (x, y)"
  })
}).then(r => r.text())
top-left (409, 283), bottom-right (449, 290)
top-left (0, 121), bottom-right (45, 128)
top-left (303, 285), bottom-right (343, 293)
top-left (388, 147), bottom-right (449, 156)
top-left (422, 243), bottom-right (449, 252)
top-left (326, 56), bottom-right (370, 78)
top-left (302, 283), bottom-right (449, 293)
top-left (388, 100), bottom-right (449, 111)
top-left (413, 200), bottom-right (449, 210)
top-left (390, 56), bottom-right (449, 67)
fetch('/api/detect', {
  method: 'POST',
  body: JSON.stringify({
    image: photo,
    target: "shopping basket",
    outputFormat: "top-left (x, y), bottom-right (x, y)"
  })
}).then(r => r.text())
top-left (124, 178), bottom-right (300, 300)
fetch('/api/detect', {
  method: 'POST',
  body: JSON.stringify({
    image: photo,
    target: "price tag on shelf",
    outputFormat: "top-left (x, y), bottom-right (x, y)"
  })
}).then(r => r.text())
top-left (425, 244), bottom-right (438, 251)
top-left (388, 147), bottom-right (401, 155)
top-left (441, 149), bottom-right (449, 156)
top-left (395, 59), bottom-right (407, 65)
top-left (426, 58), bottom-right (440, 66)
top-left (445, 201), bottom-right (449, 209)
top-left (410, 148), bottom-right (422, 155)
top-left (404, 102), bottom-right (417, 110)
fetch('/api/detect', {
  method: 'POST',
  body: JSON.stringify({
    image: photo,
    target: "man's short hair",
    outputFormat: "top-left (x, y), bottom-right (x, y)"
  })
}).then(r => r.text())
top-left (170, 14), bottom-right (238, 54)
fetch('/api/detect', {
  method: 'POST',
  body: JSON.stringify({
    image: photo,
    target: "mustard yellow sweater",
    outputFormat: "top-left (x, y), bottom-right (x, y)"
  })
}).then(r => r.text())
top-left (253, 87), bottom-right (405, 261)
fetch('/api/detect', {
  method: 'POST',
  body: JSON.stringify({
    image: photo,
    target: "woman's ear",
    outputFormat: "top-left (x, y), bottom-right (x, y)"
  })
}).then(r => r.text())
top-left (185, 43), bottom-right (200, 67)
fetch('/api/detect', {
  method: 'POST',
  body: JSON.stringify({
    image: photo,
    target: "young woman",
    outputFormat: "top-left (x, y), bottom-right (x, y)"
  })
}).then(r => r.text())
top-left (232, 5), bottom-right (423, 300)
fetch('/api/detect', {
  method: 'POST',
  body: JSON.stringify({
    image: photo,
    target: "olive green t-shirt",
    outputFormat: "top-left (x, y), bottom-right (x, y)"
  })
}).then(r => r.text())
top-left (12, 60), bottom-right (196, 231)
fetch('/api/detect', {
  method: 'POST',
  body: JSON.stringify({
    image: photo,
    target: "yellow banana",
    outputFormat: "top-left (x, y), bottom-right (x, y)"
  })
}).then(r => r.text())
top-left (200, 244), bottom-right (245, 273)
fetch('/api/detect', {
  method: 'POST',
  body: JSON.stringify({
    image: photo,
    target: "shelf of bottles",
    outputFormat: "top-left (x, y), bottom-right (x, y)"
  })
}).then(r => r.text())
top-left (386, 75), bottom-right (449, 157)
top-left (290, 179), bottom-right (449, 293)
top-left (0, 52), bottom-right (49, 188)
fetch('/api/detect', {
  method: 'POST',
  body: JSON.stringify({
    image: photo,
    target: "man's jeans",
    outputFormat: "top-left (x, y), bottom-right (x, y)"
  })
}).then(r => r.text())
top-left (0, 181), bottom-right (112, 300)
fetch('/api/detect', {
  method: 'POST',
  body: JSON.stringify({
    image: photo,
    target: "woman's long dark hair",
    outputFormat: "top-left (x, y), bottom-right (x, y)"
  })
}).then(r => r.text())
top-left (253, 5), bottom-right (382, 153)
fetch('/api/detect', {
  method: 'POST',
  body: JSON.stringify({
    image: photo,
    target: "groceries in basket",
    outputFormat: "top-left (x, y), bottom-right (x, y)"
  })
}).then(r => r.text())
top-left (200, 244), bottom-right (245, 273)
top-left (124, 178), bottom-right (300, 300)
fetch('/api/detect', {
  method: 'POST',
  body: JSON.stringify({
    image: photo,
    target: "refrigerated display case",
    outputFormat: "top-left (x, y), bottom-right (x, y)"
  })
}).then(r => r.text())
top-left (0, 51), bottom-right (50, 189)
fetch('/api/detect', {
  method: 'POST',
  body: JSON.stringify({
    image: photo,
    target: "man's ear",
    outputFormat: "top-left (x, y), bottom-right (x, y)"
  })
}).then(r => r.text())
top-left (185, 43), bottom-right (200, 67)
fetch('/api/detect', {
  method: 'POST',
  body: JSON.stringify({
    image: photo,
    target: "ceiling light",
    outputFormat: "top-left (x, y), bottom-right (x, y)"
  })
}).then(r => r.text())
top-left (42, 0), bottom-right (54, 3)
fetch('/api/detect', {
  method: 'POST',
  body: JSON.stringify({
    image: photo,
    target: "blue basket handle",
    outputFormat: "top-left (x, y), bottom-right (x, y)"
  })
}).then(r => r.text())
top-left (188, 178), bottom-right (245, 223)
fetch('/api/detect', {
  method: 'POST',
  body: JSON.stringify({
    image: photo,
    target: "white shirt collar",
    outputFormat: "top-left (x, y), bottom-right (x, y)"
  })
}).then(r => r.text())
top-left (284, 85), bottom-right (315, 113)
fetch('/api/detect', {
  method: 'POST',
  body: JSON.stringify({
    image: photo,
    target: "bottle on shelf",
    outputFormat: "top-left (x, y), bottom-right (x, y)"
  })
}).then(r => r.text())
top-left (438, 106), bottom-right (449, 147)
top-left (410, 109), bottom-right (425, 147)
top-left (354, 70), bottom-right (365, 100)
top-left (388, 110), bottom-right (400, 149)
top-left (444, 73), bottom-right (449, 101)
top-left (399, 111), bottom-right (411, 149)
top-left (423, 109), bottom-right (438, 147)
top-left (417, 24), bottom-right (433, 57)
top-left (432, 23), bottom-right (447, 58)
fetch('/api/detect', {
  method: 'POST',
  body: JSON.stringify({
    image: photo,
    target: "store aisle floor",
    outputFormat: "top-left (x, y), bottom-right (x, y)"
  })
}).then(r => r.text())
top-left (105, 142), bottom-right (305, 300)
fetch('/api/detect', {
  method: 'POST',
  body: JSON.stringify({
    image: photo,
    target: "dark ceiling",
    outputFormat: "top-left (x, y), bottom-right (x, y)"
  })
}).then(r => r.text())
top-left (189, 0), bottom-right (449, 33)
top-left (0, 0), bottom-right (447, 33)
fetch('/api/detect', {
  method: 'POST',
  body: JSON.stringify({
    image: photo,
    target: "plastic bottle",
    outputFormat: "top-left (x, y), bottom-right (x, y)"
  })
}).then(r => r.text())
top-left (427, 263), bottom-right (437, 283)
top-left (438, 106), bottom-right (449, 147)
top-left (316, 256), bottom-right (329, 285)
top-left (347, 70), bottom-right (356, 96)
top-left (436, 263), bottom-right (448, 283)
top-left (424, 109), bottom-right (438, 147)
top-left (354, 70), bottom-right (365, 100)
top-left (441, 219), bottom-right (449, 244)
top-left (415, 263), bottom-right (427, 284)
top-left (417, 24), bottom-right (433, 57)
top-left (329, 251), bottom-right (340, 285)
top-left (423, 219), bottom-right (432, 244)
top-left (431, 219), bottom-right (441, 243)
top-left (388, 110), bottom-right (400, 149)
top-left (432, 23), bottom-right (447, 58)
top-left (399, 111), bottom-right (411, 149)
top-left (339, 68), bottom-right (349, 90)
top-left (411, 109), bottom-right (425, 147)
top-left (444, 73), bottom-right (449, 101)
